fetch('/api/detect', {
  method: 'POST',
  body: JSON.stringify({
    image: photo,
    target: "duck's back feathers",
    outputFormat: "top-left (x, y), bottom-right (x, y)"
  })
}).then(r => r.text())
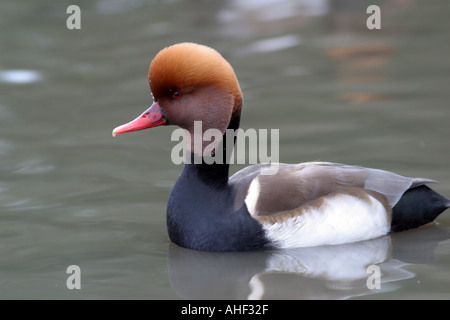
top-left (230, 161), bottom-right (430, 217)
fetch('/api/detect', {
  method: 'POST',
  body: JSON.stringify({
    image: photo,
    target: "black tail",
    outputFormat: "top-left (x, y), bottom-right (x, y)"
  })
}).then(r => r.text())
top-left (391, 185), bottom-right (450, 232)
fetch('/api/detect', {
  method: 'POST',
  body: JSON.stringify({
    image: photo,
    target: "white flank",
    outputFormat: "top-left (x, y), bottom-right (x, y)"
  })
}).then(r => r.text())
top-left (262, 193), bottom-right (390, 248)
top-left (245, 178), bottom-right (261, 216)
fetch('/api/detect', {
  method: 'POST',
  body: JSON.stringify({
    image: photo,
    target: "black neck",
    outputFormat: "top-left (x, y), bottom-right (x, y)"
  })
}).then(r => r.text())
top-left (184, 110), bottom-right (241, 189)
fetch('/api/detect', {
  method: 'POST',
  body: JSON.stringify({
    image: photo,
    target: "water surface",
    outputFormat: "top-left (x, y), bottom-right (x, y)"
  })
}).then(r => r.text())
top-left (0, 0), bottom-right (449, 299)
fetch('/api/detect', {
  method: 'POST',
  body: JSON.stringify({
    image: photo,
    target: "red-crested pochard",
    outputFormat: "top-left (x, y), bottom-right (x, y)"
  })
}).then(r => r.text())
top-left (113, 43), bottom-right (449, 251)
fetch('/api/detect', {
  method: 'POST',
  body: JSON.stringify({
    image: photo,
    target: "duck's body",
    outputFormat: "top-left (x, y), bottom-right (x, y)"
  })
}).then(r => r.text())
top-left (113, 43), bottom-right (450, 251)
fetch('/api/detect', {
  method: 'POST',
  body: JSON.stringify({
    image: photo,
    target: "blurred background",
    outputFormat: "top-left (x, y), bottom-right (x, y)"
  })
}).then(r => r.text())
top-left (0, 0), bottom-right (449, 299)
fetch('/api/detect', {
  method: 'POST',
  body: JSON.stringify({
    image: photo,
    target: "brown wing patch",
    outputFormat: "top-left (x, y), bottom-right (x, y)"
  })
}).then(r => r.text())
top-left (251, 163), bottom-right (369, 216)
top-left (255, 187), bottom-right (391, 225)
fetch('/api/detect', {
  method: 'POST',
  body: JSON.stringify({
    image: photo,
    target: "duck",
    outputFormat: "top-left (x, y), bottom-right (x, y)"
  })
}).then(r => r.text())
top-left (112, 42), bottom-right (450, 252)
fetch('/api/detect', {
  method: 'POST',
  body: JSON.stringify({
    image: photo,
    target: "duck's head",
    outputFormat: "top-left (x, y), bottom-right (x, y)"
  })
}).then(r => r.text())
top-left (112, 43), bottom-right (243, 146)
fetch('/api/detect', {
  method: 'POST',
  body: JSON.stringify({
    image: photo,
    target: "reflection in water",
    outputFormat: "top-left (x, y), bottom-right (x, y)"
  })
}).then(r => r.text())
top-left (168, 225), bottom-right (450, 299)
top-left (217, 0), bottom-right (329, 39)
top-left (0, 69), bottom-right (42, 84)
top-left (233, 35), bottom-right (302, 57)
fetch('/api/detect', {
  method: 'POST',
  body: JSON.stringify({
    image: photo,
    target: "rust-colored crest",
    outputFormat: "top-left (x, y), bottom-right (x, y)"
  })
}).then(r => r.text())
top-left (148, 43), bottom-right (242, 111)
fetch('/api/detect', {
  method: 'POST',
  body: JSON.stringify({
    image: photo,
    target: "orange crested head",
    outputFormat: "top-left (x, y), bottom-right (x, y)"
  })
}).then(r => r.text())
top-left (113, 43), bottom-right (243, 139)
top-left (148, 43), bottom-right (242, 112)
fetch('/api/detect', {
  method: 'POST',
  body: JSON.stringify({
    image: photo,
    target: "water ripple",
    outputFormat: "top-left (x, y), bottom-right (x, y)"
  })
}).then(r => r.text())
top-left (13, 159), bottom-right (54, 175)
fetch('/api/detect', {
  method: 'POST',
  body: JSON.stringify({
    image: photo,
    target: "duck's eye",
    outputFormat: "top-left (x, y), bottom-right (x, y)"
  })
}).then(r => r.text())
top-left (172, 91), bottom-right (182, 99)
